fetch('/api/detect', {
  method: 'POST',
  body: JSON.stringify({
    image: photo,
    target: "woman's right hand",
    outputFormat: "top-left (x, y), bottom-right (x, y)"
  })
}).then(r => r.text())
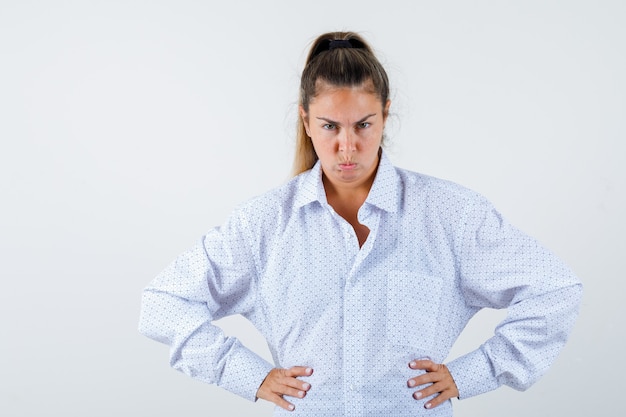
top-left (256, 366), bottom-right (313, 411)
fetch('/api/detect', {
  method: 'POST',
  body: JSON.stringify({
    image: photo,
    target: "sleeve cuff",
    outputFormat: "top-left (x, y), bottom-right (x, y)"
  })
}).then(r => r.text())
top-left (446, 346), bottom-right (501, 400)
top-left (217, 339), bottom-right (275, 401)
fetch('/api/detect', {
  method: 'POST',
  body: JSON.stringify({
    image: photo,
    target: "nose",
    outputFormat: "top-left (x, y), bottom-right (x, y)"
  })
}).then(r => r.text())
top-left (338, 129), bottom-right (356, 153)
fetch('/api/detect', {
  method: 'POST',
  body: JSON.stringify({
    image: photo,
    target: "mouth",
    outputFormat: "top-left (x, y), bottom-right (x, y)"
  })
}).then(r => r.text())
top-left (338, 162), bottom-right (357, 171)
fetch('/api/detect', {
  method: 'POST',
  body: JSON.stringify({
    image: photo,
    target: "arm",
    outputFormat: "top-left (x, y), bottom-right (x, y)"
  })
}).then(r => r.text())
top-left (138, 209), bottom-right (274, 401)
top-left (446, 198), bottom-right (583, 399)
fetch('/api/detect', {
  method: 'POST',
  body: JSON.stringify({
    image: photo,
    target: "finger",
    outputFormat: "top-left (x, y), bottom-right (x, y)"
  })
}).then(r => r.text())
top-left (284, 366), bottom-right (314, 378)
top-left (408, 359), bottom-right (437, 371)
top-left (281, 367), bottom-right (313, 391)
top-left (275, 374), bottom-right (312, 392)
top-left (257, 369), bottom-right (301, 402)
top-left (268, 393), bottom-right (296, 412)
top-left (408, 362), bottom-right (450, 387)
top-left (410, 365), bottom-right (459, 409)
top-left (256, 367), bottom-right (313, 410)
top-left (424, 389), bottom-right (454, 410)
top-left (277, 385), bottom-right (309, 399)
top-left (408, 371), bottom-right (438, 387)
top-left (283, 379), bottom-right (311, 392)
top-left (412, 379), bottom-right (449, 400)
top-left (408, 368), bottom-right (446, 388)
top-left (424, 395), bottom-right (446, 409)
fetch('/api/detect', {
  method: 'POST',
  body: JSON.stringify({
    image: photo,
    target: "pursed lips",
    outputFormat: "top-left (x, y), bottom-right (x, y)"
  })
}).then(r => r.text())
top-left (338, 162), bottom-right (357, 170)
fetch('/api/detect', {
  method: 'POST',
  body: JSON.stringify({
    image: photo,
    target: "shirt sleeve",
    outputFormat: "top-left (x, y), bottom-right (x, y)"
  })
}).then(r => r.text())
top-left (138, 208), bottom-right (274, 401)
top-left (446, 197), bottom-right (583, 399)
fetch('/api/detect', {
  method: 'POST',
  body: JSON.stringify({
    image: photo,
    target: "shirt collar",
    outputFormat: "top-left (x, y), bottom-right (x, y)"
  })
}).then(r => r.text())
top-left (294, 149), bottom-right (400, 213)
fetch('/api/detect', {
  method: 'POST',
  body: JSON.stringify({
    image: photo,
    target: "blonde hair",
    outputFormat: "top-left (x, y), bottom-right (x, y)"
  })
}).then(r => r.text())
top-left (292, 31), bottom-right (390, 176)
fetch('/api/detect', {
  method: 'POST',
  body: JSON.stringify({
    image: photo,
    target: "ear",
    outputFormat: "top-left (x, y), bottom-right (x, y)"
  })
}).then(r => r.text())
top-left (299, 105), bottom-right (311, 136)
top-left (383, 99), bottom-right (391, 123)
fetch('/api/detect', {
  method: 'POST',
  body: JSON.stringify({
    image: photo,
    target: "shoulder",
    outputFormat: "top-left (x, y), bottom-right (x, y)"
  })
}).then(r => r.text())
top-left (230, 173), bottom-right (308, 222)
top-left (394, 166), bottom-right (489, 208)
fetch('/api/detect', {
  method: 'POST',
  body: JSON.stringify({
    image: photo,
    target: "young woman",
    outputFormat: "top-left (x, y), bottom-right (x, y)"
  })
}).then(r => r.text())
top-left (139, 31), bottom-right (582, 416)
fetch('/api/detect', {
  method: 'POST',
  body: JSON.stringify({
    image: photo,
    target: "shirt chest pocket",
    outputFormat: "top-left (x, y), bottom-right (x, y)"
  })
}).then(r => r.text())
top-left (385, 270), bottom-right (444, 349)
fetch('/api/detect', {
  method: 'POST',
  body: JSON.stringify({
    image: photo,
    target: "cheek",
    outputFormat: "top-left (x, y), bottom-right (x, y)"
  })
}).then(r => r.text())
top-left (313, 140), bottom-right (341, 162)
top-left (358, 130), bottom-right (383, 148)
top-left (311, 138), bottom-right (336, 155)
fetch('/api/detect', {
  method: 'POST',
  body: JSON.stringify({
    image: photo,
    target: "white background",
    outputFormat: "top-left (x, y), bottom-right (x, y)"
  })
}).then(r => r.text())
top-left (1, 1), bottom-right (624, 416)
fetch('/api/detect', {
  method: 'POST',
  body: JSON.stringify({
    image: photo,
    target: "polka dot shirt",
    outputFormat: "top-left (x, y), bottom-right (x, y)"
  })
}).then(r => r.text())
top-left (139, 151), bottom-right (582, 416)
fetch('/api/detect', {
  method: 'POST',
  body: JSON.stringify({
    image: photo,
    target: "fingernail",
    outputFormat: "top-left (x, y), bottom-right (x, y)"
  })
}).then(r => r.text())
top-left (288, 404), bottom-right (295, 411)
top-left (409, 361), bottom-right (417, 368)
top-left (306, 367), bottom-right (313, 374)
top-left (414, 392), bottom-right (422, 399)
top-left (298, 391), bottom-right (305, 398)
top-left (424, 402), bottom-right (432, 409)
top-left (408, 380), bottom-right (416, 387)
top-left (302, 382), bottom-right (311, 390)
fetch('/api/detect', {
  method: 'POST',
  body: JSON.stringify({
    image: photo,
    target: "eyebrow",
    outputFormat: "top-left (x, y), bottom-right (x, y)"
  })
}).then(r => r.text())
top-left (315, 113), bottom-right (377, 125)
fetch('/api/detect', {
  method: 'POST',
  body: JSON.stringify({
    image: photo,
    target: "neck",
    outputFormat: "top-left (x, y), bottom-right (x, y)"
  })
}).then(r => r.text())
top-left (323, 175), bottom-right (373, 207)
top-left (322, 158), bottom-right (379, 216)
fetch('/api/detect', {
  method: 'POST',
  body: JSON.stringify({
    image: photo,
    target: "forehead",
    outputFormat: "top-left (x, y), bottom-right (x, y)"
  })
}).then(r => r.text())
top-left (314, 78), bottom-right (378, 98)
top-left (309, 80), bottom-right (384, 114)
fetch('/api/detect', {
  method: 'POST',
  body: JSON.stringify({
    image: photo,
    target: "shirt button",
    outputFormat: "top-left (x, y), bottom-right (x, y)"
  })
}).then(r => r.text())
top-left (349, 384), bottom-right (355, 391)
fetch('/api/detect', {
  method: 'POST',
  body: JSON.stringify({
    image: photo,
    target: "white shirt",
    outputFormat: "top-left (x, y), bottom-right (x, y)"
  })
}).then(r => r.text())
top-left (139, 151), bottom-right (582, 417)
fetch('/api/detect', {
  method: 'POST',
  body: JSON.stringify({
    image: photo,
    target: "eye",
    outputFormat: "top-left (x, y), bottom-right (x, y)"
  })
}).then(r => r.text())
top-left (357, 122), bottom-right (371, 129)
top-left (322, 123), bottom-right (336, 130)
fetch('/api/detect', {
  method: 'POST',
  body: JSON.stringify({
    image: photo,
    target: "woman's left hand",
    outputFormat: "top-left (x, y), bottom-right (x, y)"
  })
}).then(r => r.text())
top-left (407, 359), bottom-right (459, 409)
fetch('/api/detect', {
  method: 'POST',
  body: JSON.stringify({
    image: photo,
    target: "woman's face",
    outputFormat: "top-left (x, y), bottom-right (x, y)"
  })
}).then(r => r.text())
top-left (300, 82), bottom-right (390, 193)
